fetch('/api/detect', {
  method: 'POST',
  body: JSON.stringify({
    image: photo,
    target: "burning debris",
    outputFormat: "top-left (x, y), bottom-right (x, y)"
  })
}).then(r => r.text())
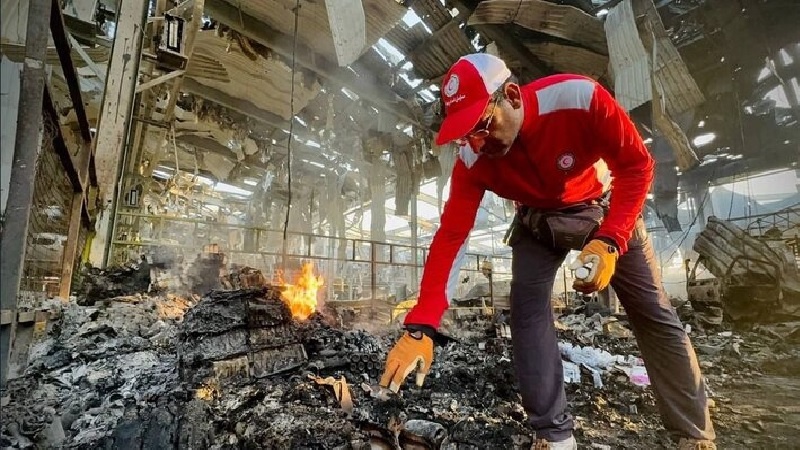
top-left (277, 261), bottom-right (325, 321)
top-left (2, 278), bottom-right (799, 448)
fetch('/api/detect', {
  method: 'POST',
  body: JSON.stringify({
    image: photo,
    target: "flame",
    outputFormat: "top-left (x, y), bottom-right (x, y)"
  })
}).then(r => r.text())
top-left (278, 262), bottom-right (324, 320)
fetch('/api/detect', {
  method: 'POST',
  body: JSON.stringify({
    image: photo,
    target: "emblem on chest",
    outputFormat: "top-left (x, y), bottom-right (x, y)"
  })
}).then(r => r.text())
top-left (557, 152), bottom-right (575, 171)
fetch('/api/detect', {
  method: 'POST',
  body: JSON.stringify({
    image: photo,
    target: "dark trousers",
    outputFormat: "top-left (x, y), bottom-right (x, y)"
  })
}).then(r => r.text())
top-left (509, 218), bottom-right (715, 442)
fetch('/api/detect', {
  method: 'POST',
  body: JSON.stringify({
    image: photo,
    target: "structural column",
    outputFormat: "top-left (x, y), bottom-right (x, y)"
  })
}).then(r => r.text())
top-left (0, 0), bottom-right (53, 389)
top-left (88, 0), bottom-right (149, 267)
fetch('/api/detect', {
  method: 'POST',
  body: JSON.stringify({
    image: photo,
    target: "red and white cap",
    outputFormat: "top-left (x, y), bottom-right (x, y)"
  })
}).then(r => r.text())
top-left (435, 53), bottom-right (512, 145)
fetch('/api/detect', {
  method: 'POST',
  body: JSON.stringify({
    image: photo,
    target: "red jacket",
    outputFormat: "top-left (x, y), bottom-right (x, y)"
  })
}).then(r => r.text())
top-left (404, 74), bottom-right (654, 329)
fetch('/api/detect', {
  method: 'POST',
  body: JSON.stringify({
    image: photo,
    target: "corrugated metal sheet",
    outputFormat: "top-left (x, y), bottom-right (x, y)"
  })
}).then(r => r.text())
top-left (413, 0), bottom-right (454, 30)
top-left (385, 23), bottom-right (431, 56)
top-left (604, 0), bottom-right (700, 170)
top-left (217, 0), bottom-right (406, 63)
top-left (409, 21), bottom-right (474, 80)
top-left (186, 32), bottom-right (322, 121)
top-left (469, 0), bottom-right (608, 55)
top-left (524, 41), bottom-right (609, 80)
top-left (652, 87), bottom-right (700, 170)
top-left (604, 0), bottom-right (651, 111)
top-left (638, 0), bottom-right (705, 116)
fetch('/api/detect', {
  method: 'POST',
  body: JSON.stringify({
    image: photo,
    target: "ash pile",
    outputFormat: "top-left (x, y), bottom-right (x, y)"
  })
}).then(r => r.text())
top-left (0, 285), bottom-right (652, 449)
top-left (3, 283), bottom-right (798, 449)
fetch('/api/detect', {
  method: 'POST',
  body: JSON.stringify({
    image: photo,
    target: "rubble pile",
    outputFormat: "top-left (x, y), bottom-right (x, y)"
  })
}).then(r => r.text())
top-left (692, 216), bottom-right (800, 323)
top-left (74, 257), bottom-right (152, 305)
top-left (2, 286), bottom-right (799, 448)
top-left (1, 294), bottom-right (192, 449)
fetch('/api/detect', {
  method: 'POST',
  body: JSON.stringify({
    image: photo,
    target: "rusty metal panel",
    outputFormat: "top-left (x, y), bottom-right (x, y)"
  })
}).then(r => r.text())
top-left (604, 0), bottom-right (651, 111)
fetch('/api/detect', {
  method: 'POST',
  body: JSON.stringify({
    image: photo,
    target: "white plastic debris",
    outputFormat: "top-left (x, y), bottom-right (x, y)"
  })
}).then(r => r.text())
top-left (558, 342), bottom-right (627, 370)
top-left (588, 367), bottom-right (604, 389)
top-left (563, 361), bottom-right (581, 383)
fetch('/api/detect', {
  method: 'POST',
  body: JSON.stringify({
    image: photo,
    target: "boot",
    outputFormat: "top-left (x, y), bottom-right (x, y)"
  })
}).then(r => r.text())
top-left (532, 435), bottom-right (577, 450)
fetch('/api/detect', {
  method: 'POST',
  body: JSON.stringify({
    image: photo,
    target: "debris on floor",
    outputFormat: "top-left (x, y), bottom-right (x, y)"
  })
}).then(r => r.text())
top-left (2, 285), bottom-right (799, 449)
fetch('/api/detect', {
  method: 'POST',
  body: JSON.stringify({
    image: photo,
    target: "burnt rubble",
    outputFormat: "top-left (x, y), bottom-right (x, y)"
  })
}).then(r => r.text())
top-left (74, 257), bottom-right (152, 305)
top-left (2, 286), bottom-right (799, 449)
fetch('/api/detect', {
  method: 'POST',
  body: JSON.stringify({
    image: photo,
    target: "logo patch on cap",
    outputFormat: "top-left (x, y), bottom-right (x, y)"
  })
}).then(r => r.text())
top-left (557, 152), bottom-right (575, 170)
top-left (443, 75), bottom-right (459, 97)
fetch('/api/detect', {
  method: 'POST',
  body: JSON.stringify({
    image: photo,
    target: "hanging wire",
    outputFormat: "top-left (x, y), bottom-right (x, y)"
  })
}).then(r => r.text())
top-left (283, 0), bottom-right (301, 245)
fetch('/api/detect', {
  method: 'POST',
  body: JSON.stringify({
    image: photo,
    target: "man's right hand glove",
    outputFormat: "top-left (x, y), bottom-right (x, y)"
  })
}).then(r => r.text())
top-left (379, 328), bottom-right (433, 393)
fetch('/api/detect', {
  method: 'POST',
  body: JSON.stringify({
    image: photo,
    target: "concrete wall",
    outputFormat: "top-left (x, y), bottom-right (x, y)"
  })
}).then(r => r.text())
top-left (0, 56), bottom-right (21, 216)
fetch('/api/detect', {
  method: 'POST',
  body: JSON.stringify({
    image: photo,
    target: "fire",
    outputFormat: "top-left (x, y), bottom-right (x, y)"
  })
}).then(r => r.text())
top-left (278, 262), bottom-right (324, 320)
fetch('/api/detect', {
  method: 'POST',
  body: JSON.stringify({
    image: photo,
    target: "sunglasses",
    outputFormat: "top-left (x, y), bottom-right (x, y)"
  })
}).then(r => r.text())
top-left (457, 96), bottom-right (501, 151)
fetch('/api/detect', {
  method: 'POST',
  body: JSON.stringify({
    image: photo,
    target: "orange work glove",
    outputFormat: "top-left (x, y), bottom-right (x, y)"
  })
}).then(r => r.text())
top-left (379, 330), bottom-right (434, 393)
top-left (570, 239), bottom-right (619, 293)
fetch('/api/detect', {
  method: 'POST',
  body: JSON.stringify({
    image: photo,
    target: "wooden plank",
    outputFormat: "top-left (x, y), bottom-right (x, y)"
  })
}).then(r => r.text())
top-left (68, 35), bottom-right (106, 81)
top-left (0, 43), bottom-right (110, 68)
top-left (135, 69), bottom-right (185, 93)
top-left (59, 193), bottom-right (84, 299)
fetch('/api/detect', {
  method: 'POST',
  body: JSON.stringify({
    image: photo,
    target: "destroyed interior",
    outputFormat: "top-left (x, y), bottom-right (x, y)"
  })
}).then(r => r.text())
top-left (0, 0), bottom-right (798, 449)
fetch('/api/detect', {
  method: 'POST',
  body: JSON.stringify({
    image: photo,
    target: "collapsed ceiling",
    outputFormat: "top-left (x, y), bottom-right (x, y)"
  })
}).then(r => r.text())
top-left (5, 0), bottom-right (796, 243)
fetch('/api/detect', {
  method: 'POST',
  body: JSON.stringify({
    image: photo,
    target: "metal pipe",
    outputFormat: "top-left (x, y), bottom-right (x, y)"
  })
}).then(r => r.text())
top-left (0, 0), bottom-right (53, 389)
